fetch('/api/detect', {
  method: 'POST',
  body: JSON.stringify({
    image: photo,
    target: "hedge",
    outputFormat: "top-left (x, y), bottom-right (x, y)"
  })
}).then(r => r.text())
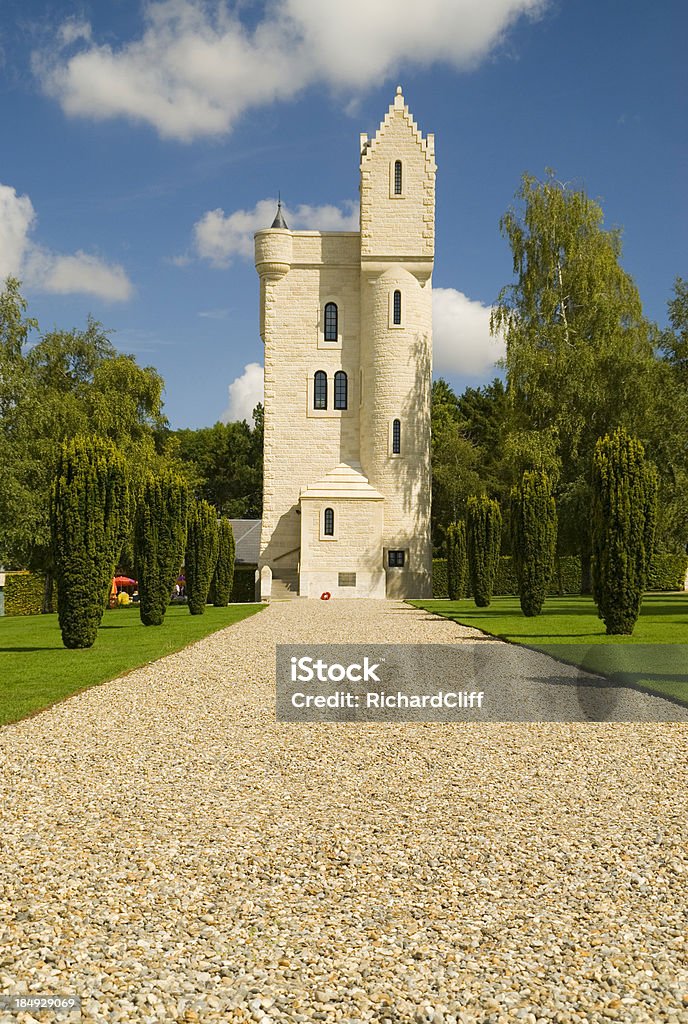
top-left (4, 572), bottom-right (47, 616)
top-left (432, 553), bottom-right (685, 599)
top-left (646, 553), bottom-right (688, 591)
top-left (231, 566), bottom-right (257, 603)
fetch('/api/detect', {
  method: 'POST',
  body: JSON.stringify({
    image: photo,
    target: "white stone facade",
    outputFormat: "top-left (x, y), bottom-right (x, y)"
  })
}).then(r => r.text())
top-left (255, 88), bottom-right (435, 599)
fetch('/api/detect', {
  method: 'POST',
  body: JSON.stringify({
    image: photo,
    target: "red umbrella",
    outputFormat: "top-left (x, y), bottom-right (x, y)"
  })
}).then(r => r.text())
top-left (114, 576), bottom-right (137, 586)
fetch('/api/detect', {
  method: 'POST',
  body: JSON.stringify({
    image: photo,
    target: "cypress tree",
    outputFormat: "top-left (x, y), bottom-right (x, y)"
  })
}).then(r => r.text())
top-left (210, 518), bottom-right (236, 606)
top-left (50, 435), bottom-right (128, 649)
top-left (446, 521), bottom-right (467, 601)
top-left (466, 495), bottom-right (502, 607)
top-left (134, 472), bottom-right (189, 626)
top-left (185, 499), bottom-right (219, 615)
top-left (511, 470), bottom-right (557, 617)
top-left (591, 427), bottom-right (658, 635)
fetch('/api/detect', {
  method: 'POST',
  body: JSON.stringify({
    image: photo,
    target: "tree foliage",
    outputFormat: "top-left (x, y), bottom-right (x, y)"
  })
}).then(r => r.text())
top-left (431, 378), bottom-right (506, 552)
top-left (466, 495), bottom-right (502, 607)
top-left (134, 472), bottom-right (189, 626)
top-left (50, 436), bottom-right (129, 649)
top-left (511, 470), bottom-right (557, 616)
top-left (210, 518), bottom-right (236, 606)
top-left (0, 279), bottom-right (172, 576)
top-left (492, 172), bottom-right (658, 558)
top-left (174, 410), bottom-right (263, 519)
top-left (591, 428), bottom-right (658, 635)
top-left (446, 521), bottom-right (467, 601)
top-left (185, 499), bottom-right (219, 615)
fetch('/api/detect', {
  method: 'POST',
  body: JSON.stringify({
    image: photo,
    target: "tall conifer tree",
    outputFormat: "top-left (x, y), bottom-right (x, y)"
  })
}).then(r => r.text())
top-left (134, 472), bottom-right (189, 626)
top-left (446, 521), bottom-right (468, 601)
top-left (591, 428), bottom-right (658, 635)
top-left (210, 518), bottom-right (236, 606)
top-left (185, 499), bottom-right (219, 615)
top-left (466, 496), bottom-right (502, 607)
top-left (511, 470), bottom-right (557, 617)
top-left (50, 435), bottom-right (128, 649)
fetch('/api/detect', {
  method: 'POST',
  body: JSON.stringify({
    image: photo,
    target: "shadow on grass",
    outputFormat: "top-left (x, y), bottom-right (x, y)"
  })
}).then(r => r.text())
top-left (1, 646), bottom-right (65, 653)
top-left (506, 632), bottom-right (605, 640)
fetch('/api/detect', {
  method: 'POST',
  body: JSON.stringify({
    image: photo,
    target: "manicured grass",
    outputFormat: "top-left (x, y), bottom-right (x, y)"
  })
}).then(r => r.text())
top-left (410, 595), bottom-right (688, 705)
top-left (0, 603), bottom-right (264, 726)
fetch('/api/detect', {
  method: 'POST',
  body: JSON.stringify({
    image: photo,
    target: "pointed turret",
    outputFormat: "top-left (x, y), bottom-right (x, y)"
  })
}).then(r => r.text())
top-left (271, 199), bottom-right (288, 229)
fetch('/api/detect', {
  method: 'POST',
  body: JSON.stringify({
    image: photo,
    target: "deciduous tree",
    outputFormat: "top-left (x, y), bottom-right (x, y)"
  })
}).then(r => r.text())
top-left (492, 172), bottom-right (657, 573)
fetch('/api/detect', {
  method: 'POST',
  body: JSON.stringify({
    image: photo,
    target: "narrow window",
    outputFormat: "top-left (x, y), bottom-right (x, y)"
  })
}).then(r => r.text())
top-left (334, 370), bottom-right (348, 410)
top-left (324, 507), bottom-right (335, 536)
top-left (324, 302), bottom-right (338, 342)
top-left (388, 550), bottom-right (405, 568)
top-left (394, 160), bottom-right (402, 195)
top-left (314, 370), bottom-right (327, 410)
top-left (393, 289), bottom-right (402, 325)
top-left (392, 418), bottom-right (401, 454)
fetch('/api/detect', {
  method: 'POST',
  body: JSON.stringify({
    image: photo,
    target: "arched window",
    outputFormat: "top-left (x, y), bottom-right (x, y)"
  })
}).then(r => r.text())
top-left (324, 507), bottom-right (334, 536)
top-left (334, 371), bottom-right (348, 410)
top-left (392, 418), bottom-right (401, 454)
top-left (394, 160), bottom-right (402, 195)
top-left (324, 302), bottom-right (338, 341)
top-left (314, 370), bottom-right (327, 409)
top-left (393, 290), bottom-right (402, 325)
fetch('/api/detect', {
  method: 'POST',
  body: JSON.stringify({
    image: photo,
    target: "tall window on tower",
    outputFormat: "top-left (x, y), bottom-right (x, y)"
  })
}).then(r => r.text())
top-left (394, 160), bottom-right (402, 195)
top-left (314, 370), bottom-right (327, 409)
top-left (334, 371), bottom-right (348, 410)
top-left (324, 302), bottom-right (338, 341)
top-left (324, 507), bottom-right (335, 536)
top-left (393, 290), bottom-right (402, 325)
top-left (392, 418), bottom-right (401, 454)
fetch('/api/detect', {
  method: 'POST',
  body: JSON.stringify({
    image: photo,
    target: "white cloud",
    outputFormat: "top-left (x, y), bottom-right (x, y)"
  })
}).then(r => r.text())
top-left (194, 199), bottom-right (358, 266)
top-left (35, 0), bottom-right (547, 141)
top-left (0, 185), bottom-right (36, 279)
top-left (0, 182), bottom-right (132, 301)
top-left (432, 287), bottom-right (505, 377)
top-left (41, 252), bottom-right (133, 301)
top-left (222, 362), bottom-right (264, 422)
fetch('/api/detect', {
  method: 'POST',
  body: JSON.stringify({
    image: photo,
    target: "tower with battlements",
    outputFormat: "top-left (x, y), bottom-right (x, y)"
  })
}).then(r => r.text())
top-left (254, 87), bottom-right (435, 600)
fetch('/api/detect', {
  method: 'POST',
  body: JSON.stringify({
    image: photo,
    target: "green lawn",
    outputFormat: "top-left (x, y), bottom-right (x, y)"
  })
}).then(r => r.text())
top-left (410, 594), bottom-right (688, 705)
top-left (0, 603), bottom-right (264, 726)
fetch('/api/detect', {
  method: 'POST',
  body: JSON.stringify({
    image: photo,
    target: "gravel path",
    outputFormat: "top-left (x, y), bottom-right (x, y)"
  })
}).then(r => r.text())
top-left (1, 600), bottom-right (687, 1024)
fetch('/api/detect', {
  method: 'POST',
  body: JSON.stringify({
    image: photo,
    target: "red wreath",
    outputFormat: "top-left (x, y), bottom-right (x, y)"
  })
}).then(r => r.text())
top-left (320, 592), bottom-right (331, 601)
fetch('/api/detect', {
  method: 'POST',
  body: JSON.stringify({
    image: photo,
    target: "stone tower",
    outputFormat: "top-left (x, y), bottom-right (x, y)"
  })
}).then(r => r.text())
top-left (255, 87), bottom-right (435, 600)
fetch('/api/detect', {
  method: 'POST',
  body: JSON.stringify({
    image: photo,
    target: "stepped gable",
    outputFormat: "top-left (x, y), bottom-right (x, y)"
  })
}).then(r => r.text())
top-left (359, 86), bottom-right (435, 167)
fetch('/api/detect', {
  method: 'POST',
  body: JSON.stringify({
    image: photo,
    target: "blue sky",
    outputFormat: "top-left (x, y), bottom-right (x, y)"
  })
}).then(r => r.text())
top-left (1, 0), bottom-right (685, 429)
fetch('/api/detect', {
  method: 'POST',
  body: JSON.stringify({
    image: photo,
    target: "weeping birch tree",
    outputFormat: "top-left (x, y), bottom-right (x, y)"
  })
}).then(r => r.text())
top-left (491, 171), bottom-right (657, 579)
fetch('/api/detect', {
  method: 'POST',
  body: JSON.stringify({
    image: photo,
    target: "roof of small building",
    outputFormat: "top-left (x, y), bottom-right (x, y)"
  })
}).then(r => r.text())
top-left (228, 519), bottom-right (262, 563)
top-left (299, 462), bottom-right (384, 501)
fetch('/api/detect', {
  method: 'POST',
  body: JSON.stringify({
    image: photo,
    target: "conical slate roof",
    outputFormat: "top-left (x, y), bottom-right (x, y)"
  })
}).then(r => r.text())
top-left (271, 200), bottom-right (288, 229)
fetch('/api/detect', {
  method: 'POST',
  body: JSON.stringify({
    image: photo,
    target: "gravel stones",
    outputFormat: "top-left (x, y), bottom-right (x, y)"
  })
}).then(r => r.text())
top-left (0, 600), bottom-right (687, 1023)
